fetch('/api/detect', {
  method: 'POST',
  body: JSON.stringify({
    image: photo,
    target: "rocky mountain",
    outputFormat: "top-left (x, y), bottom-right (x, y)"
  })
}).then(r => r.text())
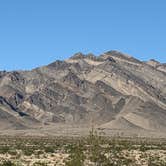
top-left (0, 51), bottom-right (166, 137)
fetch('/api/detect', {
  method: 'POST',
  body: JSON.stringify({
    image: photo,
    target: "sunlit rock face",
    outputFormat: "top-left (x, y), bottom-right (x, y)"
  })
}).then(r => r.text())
top-left (0, 50), bottom-right (166, 135)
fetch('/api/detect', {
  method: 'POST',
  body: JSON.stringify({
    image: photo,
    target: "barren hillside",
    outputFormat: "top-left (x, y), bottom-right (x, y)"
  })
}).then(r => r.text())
top-left (0, 51), bottom-right (165, 137)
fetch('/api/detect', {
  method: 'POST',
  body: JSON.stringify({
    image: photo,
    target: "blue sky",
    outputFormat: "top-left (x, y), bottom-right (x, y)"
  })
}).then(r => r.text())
top-left (0, 0), bottom-right (166, 70)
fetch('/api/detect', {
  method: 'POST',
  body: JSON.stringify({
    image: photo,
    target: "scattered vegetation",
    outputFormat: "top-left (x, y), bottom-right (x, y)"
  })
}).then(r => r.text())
top-left (0, 131), bottom-right (166, 165)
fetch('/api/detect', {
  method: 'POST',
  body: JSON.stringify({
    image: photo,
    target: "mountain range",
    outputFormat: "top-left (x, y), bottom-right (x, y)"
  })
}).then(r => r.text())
top-left (0, 51), bottom-right (166, 137)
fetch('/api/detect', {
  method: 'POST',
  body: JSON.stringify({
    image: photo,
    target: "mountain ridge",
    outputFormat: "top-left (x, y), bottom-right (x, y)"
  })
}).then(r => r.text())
top-left (0, 50), bottom-right (165, 137)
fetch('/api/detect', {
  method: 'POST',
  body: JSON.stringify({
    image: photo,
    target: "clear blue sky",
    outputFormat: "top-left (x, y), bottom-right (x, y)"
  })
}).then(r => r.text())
top-left (0, 0), bottom-right (166, 70)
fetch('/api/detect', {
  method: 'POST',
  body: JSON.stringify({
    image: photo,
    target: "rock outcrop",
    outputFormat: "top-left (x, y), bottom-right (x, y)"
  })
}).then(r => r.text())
top-left (0, 51), bottom-right (165, 137)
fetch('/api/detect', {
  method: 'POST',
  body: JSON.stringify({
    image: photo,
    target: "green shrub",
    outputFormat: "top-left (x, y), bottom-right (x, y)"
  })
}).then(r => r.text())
top-left (23, 148), bottom-right (34, 156)
top-left (44, 146), bottom-right (54, 153)
top-left (0, 146), bottom-right (10, 154)
top-left (0, 160), bottom-right (16, 166)
top-left (8, 149), bottom-right (17, 156)
top-left (65, 142), bottom-right (85, 166)
top-left (33, 161), bottom-right (48, 166)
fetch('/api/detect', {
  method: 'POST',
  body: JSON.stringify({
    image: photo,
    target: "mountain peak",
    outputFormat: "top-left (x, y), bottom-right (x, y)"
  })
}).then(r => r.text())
top-left (104, 50), bottom-right (131, 58)
top-left (70, 52), bottom-right (85, 59)
top-left (147, 59), bottom-right (160, 67)
top-left (0, 50), bottom-right (166, 137)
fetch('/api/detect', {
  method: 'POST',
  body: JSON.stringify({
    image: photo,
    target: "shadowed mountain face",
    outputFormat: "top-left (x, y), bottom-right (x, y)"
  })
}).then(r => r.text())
top-left (0, 51), bottom-right (166, 136)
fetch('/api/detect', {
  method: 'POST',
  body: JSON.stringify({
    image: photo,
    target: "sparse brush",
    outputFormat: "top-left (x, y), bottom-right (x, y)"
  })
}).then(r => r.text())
top-left (0, 160), bottom-right (17, 166)
top-left (0, 135), bottom-right (165, 166)
top-left (33, 161), bottom-right (48, 166)
top-left (65, 141), bottom-right (85, 166)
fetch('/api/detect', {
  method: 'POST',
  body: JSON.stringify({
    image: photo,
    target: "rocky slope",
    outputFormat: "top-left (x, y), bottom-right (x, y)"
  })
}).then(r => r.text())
top-left (0, 51), bottom-right (166, 136)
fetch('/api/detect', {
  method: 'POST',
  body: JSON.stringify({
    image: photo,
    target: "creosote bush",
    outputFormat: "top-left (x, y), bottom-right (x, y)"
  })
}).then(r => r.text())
top-left (0, 133), bottom-right (166, 165)
top-left (0, 160), bottom-right (17, 166)
top-left (65, 140), bottom-right (85, 166)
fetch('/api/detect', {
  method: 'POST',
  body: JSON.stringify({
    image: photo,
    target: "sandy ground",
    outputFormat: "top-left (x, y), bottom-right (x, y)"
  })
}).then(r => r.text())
top-left (0, 125), bottom-right (166, 138)
top-left (0, 149), bottom-right (166, 166)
